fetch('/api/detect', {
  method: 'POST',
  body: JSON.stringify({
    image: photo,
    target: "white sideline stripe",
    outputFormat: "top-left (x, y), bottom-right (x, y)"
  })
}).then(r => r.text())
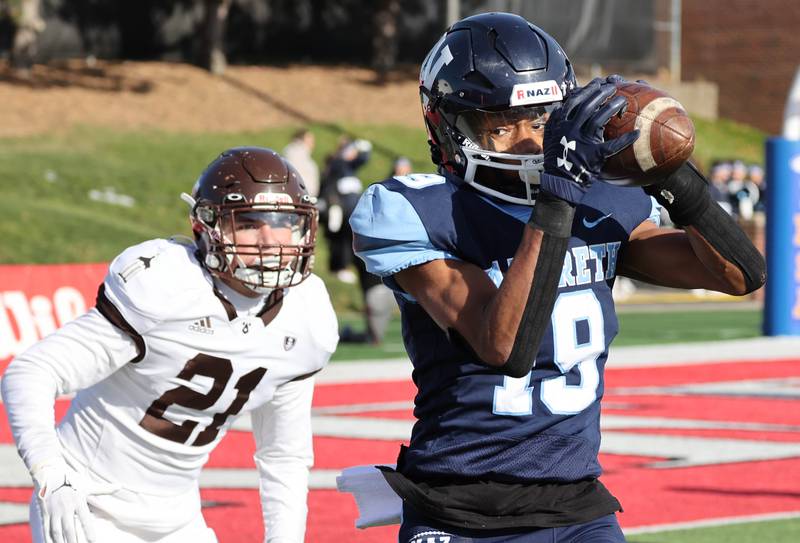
top-left (315, 337), bottom-right (800, 384)
top-left (624, 510), bottom-right (800, 535)
top-left (0, 503), bottom-right (28, 526)
top-left (2, 339), bottom-right (798, 392)
top-left (606, 337), bottom-right (800, 368)
top-left (198, 468), bottom-right (339, 490)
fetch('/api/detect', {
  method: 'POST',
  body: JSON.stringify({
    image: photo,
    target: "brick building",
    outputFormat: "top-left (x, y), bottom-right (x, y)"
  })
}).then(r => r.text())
top-left (682, 0), bottom-right (800, 134)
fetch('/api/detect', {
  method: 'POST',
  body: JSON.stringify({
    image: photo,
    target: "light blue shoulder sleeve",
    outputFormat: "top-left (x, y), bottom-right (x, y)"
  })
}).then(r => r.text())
top-left (647, 196), bottom-right (662, 226)
top-left (349, 183), bottom-right (458, 278)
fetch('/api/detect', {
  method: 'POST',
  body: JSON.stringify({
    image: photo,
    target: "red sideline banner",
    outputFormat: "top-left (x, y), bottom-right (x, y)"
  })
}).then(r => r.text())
top-left (0, 263), bottom-right (108, 372)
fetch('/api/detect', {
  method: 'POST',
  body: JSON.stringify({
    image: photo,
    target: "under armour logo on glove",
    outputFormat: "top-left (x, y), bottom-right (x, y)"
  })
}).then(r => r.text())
top-left (541, 79), bottom-right (640, 204)
top-left (557, 137), bottom-right (576, 171)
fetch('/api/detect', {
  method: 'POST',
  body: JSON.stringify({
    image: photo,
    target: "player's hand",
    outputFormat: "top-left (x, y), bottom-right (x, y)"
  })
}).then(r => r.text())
top-left (32, 460), bottom-right (119, 543)
top-left (541, 79), bottom-right (640, 203)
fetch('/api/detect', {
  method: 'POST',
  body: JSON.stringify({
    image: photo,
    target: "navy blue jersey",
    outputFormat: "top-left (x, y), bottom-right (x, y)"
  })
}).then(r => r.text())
top-left (350, 173), bottom-right (657, 484)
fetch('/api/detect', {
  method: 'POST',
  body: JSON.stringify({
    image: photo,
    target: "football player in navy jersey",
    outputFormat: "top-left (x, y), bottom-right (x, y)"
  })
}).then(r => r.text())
top-left (347, 12), bottom-right (765, 543)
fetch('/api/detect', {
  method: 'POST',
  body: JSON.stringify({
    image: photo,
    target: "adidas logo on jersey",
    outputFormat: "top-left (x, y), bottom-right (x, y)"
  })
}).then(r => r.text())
top-left (188, 317), bottom-right (214, 335)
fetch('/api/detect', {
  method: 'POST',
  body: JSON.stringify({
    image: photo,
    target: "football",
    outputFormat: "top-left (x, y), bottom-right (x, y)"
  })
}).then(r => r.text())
top-left (602, 82), bottom-right (695, 186)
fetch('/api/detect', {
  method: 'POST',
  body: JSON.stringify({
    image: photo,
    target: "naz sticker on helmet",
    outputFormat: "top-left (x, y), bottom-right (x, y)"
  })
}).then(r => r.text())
top-left (254, 192), bottom-right (292, 204)
top-left (509, 80), bottom-right (563, 106)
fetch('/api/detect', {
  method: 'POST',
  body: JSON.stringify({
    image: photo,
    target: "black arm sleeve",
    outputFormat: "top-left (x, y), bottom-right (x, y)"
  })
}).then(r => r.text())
top-left (645, 162), bottom-right (766, 293)
top-left (502, 191), bottom-right (574, 378)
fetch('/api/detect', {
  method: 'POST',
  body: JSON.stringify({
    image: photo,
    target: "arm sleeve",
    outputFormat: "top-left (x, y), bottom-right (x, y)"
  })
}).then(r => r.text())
top-left (349, 183), bottom-right (458, 284)
top-left (0, 308), bottom-right (139, 471)
top-left (251, 376), bottom-right (316, 543)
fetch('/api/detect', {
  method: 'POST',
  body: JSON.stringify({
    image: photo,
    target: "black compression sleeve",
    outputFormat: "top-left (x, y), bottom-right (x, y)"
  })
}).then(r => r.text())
top-left (502, 192), bottom-right (574, 378)
top-left (691, 202), bottom-right (767, 293)
top-left (646, 163), bottom-right (766, 293)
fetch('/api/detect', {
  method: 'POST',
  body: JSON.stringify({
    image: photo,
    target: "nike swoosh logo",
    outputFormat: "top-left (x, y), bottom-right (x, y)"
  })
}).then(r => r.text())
top-left (582, 213), bottom-right (613, 229)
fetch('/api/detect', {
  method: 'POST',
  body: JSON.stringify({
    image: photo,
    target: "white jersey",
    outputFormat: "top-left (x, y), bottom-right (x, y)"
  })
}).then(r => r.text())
top-left (2, 238), bottom-right (338, 541)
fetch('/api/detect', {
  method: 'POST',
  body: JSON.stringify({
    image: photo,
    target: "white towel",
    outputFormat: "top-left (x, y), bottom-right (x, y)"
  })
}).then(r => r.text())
top-left (336, 465), bottom-right (403, 529)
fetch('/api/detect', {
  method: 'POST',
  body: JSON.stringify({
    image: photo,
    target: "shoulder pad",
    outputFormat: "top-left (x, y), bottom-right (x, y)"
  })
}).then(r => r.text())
top-left (103, 239), bottom-right (209, 333)
top-left (349, 180), bottom-right (458, 279)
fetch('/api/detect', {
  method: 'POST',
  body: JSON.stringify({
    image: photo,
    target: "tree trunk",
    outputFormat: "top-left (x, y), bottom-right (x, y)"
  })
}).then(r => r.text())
top-left (10, 0), bottom-right (45, 73)
top-left (202, 0), bottom-right (232, 76)
top-left (372, 0), bottom-right (400, 84)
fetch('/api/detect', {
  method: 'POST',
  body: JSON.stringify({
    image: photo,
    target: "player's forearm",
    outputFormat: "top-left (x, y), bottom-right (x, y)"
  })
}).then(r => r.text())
top-left (1, 310), bottom-right (136, 470)
top-left (1, 355), bottom-right (63, 471)
top-left (684, 225), bottom-right (750, 294)
top-left (252, 378), bottom-right (315, 542)
top-left (474, 225), bottom-right (545, 362)
top-left (493, 191), bottom-right (574, 377)
top-left (256, 457), bottom-right (310, 543)
top-left (646, 163), bottom-right (766, 294)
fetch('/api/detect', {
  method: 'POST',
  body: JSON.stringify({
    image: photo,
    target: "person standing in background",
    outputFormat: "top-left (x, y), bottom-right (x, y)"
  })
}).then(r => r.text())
top-left (282, 129), bottom-right (320, 198)
top-left (320, 138), bottom-right (372, 284)
top-left (340, 156), bottom-right (413, 344)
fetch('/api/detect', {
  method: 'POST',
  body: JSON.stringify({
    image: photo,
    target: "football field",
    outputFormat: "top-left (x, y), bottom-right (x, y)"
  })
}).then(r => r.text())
top-left (1, 337), bottom-right (799, 542)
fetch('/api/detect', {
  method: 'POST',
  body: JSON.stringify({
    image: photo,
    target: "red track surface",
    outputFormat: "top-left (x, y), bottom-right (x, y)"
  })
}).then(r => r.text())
top-left (1, 358), bottom-right (799, 541)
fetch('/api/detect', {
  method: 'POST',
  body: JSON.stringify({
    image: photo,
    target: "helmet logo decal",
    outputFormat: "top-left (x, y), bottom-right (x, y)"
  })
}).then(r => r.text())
top-left (509, 80), bottom-right (563, 106)
top-left (420, 41), bottom-right (454, 92)
top-left (254, 192), bottom-right (292, 204)
top-left (557, 136), bottom-right (576, 171)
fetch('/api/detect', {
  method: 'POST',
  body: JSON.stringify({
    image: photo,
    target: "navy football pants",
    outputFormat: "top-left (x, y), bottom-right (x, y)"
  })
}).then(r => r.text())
top-left (399, 504), bottom-right (626, 543)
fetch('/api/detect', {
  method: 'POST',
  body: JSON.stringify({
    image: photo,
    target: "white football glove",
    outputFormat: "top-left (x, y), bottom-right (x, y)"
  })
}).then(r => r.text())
top-left (31, 460), bottom-right (119, 543)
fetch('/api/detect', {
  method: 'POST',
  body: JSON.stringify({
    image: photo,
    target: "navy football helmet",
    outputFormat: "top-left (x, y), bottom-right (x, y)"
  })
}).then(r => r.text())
top-left (419, 12), bottom-right (577, 205)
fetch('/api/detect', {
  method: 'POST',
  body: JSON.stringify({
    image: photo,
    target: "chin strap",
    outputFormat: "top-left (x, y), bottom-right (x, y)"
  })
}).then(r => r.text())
top-left (502, 190), bottom-right (575, 378)
top-left (645, 163), bottom-right (766, 294)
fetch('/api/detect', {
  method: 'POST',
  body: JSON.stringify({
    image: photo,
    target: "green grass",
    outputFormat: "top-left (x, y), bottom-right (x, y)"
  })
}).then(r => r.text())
top-left (614, 308), bottom-right (762, 346)
top-left (0, 124), bottom-right (429, 312)
top-left (0, 115), bottom-right (766, 315)
top-left (627, 517), bottom-right (800, 542)
top-left (331, 308), bottom-right (761, 361)
top-left (691, 117), bottom-right (766, 170)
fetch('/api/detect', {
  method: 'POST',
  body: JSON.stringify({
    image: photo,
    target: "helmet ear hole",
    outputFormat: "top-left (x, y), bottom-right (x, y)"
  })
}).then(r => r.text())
top-left (205, 253), bottom-right (223, 270)
top-left (428, 140), bottom-right (443, 166)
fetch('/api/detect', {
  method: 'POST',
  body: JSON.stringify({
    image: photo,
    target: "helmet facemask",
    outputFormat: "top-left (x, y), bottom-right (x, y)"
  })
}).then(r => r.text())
top-left (452, 104), bottom-right (559, 205)
top-left (193, 201), bottom-right (317, 295)
top-left (184, 147), bottom-right (319, 297)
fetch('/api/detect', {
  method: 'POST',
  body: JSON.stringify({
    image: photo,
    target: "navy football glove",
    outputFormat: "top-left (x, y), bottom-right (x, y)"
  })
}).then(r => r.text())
top-left (541, 79), bottom-right (640, 204)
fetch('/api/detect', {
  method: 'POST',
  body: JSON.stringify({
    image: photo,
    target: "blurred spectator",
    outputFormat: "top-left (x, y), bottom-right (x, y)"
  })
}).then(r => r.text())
top-left (282, 128), bottom-right (320, 197)
top-left (319, 137), bottom-right (372, 284)
top-left (391, 156), bottom-right (413, 177)
top-left (339, 156), bottom-right (416, 344)
top-left (749, 164), bottom-right (766, 213)
top-left (727, 160), bottom-right (760, 220)
top-left (340, 257), bottom-right (396, 345)
top-left (339, 155), bottom-right (413, 343)
top-left (708, 160), bottom-right (733, 214)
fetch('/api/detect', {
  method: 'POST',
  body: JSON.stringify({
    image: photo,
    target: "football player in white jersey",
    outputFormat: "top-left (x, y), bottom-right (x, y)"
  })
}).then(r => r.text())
top-left (1, 147), bottom-right (339, 543)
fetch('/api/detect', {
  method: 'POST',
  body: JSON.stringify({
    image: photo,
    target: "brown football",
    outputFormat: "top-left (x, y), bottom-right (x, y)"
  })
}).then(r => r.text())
top-left (602, 82), bottom-right (695, 186)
